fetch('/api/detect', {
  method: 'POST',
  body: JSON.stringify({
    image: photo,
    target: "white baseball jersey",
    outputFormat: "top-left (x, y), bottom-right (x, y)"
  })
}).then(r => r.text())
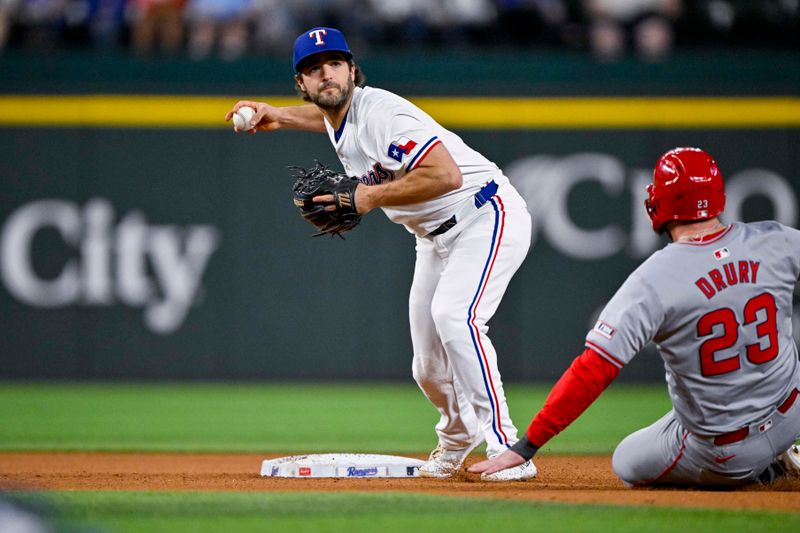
top-left (323, 86), bottom-right (509, 237)
top-left (322, 84), bottom-right (533, 458)
top-left (587, 222), bottom-right (800, 436)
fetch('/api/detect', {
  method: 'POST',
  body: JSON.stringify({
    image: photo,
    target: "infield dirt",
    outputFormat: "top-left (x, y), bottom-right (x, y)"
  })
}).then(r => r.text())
top-left (0, 452), bottom-right (798, 512)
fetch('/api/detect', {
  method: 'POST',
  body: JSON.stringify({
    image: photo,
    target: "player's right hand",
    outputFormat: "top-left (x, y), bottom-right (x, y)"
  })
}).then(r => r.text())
top-left (467, 449), bottom-right (526, 475)
top-left (225, 101), bottom-right (282, 134)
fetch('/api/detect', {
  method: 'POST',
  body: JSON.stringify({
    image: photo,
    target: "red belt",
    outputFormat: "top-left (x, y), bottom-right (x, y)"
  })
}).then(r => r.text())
top-left (712, 387), bottom-right (799, 446)
top-left (713, 427), bottom-right (749, 446)
top-left (778, 387), bottom-right (799, 414)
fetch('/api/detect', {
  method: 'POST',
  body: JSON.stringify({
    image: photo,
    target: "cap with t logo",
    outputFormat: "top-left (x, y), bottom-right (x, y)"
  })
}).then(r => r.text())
top-left (293, 27), bottom-right (352, 72)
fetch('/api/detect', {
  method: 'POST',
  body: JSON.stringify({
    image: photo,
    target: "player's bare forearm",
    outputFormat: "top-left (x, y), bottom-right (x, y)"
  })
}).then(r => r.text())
top-left (272, 104), bottom-right (326, 132)
top-left (357, 167), bottom-right (459, 212)
top-left (356, 144), bottom-right (462, 213)
top-left (225, 101), bottom-right (325, 133)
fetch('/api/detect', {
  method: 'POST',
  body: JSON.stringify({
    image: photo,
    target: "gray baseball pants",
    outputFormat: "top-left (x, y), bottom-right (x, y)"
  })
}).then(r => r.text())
top-left (612, 387), bottom-right (800, 487)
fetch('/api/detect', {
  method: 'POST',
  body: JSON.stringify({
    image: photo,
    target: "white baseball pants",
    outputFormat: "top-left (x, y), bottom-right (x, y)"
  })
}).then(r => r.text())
top-left (409, 183), bottom-right (532, 458)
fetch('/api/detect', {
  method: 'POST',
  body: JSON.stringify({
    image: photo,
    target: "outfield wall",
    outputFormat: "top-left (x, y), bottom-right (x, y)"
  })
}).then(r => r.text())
top-left (1, 53), bottom-right (799, 381)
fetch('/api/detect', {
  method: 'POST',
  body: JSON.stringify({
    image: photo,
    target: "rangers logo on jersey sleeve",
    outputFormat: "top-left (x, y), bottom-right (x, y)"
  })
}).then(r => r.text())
top-left (387, 137), bottom-right (417, 162)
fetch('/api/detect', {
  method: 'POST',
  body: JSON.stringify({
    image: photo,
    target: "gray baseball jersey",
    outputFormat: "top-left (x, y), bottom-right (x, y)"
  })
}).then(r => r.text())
top-left (586, 221), bottom-right (800, 436)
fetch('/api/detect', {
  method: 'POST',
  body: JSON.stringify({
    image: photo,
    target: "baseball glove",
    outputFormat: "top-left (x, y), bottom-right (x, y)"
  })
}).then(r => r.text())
top-left (291, 161), bottom-right (362, 238)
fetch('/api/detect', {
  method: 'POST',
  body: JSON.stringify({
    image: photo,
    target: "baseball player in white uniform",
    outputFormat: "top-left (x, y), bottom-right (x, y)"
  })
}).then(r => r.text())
top-left (225, 27), bottom-right (536, 481)
top-left (470, 147), bottom-right (800, 486)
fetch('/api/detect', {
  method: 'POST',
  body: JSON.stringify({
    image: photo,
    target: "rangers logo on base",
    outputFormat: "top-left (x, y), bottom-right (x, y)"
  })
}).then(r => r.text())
top-left (347, 467), bottom-right (379, 477)
top-left (261, 453), bottom-right (424, 478)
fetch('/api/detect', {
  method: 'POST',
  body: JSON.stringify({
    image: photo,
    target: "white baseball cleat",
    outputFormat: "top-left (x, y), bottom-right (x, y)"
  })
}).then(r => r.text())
top-left (480, 459), bottom-right (538, 482)
top-left (777, 444), bottom-right (800, 477)
top-left (418, 444), bottom-right (476, 478)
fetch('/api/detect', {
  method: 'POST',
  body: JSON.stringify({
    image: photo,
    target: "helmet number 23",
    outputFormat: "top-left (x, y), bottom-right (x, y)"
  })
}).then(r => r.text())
top-left (697, 292), bottom-right (779, 377)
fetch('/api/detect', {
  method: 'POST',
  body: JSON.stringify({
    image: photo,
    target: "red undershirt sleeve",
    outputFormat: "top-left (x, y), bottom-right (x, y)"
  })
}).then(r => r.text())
top-left (526, 347), bottom-right (621, 448)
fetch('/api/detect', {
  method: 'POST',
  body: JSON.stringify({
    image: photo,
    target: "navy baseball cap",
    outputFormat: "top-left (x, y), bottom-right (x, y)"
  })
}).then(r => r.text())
top-left (293, 27), bottom-right (352, 72)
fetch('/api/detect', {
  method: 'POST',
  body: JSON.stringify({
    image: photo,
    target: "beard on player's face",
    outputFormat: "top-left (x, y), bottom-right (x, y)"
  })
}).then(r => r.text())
top-left (310, 77), bottom-right (354, 111)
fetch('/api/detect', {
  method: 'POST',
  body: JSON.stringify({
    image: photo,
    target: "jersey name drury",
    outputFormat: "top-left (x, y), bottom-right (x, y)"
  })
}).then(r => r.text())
top-left (695, 260), bottom-right (760, 299)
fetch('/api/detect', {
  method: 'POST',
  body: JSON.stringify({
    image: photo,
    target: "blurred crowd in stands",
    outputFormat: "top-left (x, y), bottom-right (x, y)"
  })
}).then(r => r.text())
top-left (0, 0), bottom-right (797, 62)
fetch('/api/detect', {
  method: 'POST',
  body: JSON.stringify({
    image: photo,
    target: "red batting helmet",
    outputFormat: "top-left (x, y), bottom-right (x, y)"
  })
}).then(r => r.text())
top-left (645, 147), bottom-right (726, 233)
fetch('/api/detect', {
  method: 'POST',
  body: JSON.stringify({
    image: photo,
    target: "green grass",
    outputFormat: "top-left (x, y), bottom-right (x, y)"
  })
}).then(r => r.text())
top-left (4, 491), bottom-right (795, 533)
top-left (1, 383), bottom-right (795, 532)
top-left (0, 382), bottom-right (670, 453)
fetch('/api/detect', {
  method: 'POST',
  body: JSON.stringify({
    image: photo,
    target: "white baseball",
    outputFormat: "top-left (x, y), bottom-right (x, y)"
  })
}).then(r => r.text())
top-left (233, 106), bottom-right (255, 131)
